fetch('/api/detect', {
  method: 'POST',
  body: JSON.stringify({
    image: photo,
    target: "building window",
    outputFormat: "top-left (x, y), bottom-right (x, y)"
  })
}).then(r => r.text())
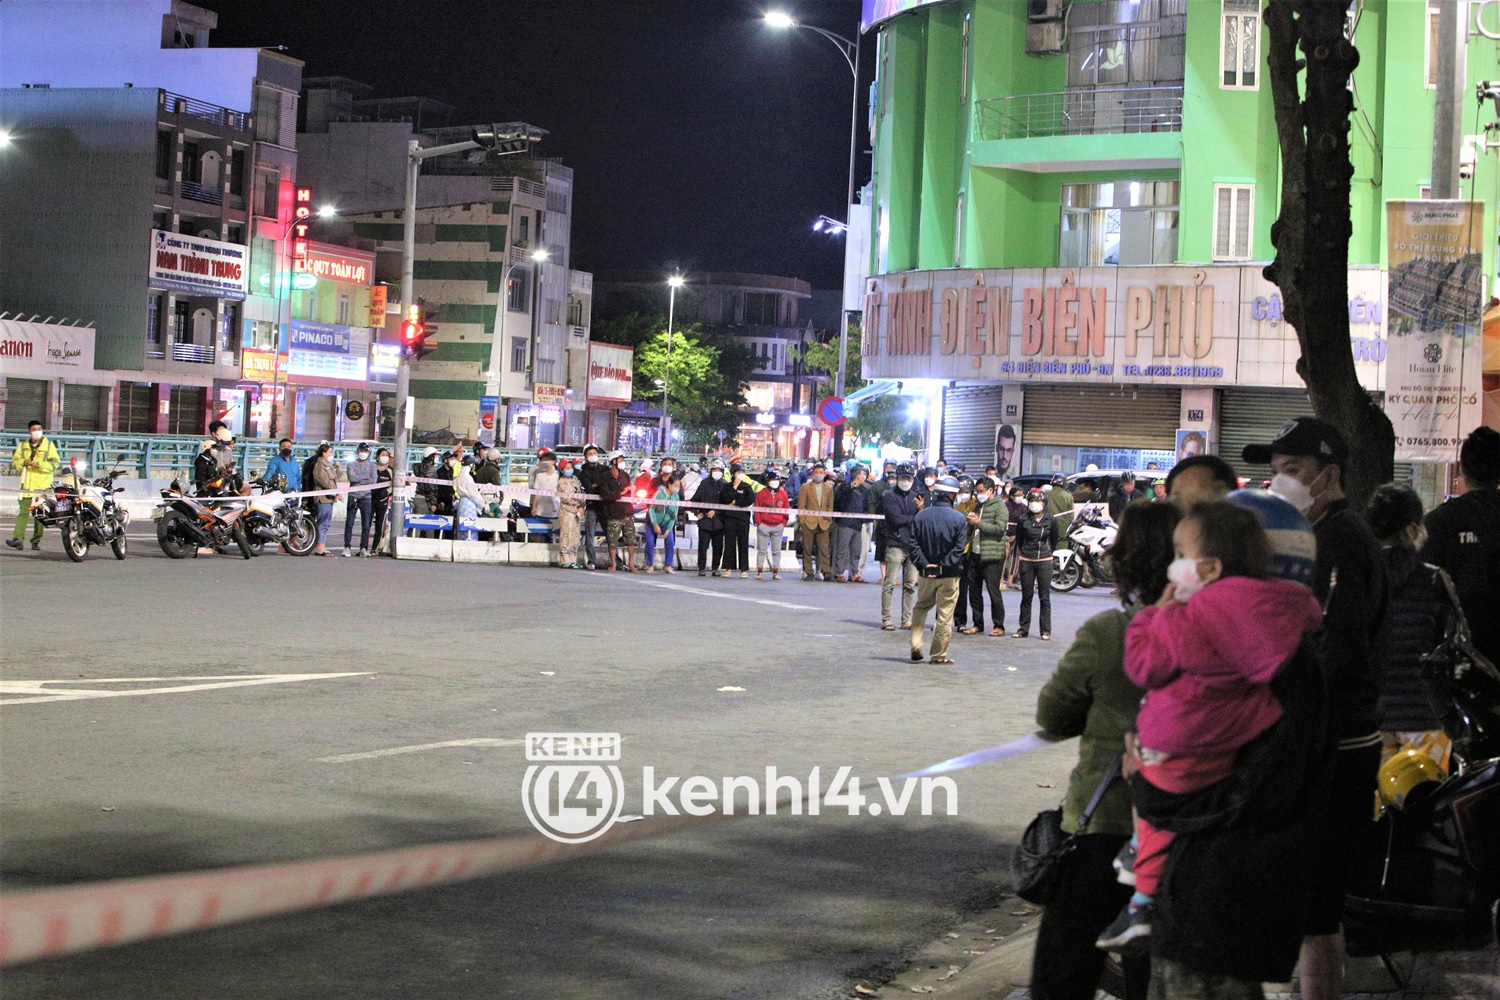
top-left (228, 148), bottom-right (246, 196)
top-left (508, 270), bottom-right (530, 312)
top-left (173, 299), bottom-right (191, 341)
top-left (567, 298), bottom-right (584, 327)
top-left (1220, 0), bottom-right (1260, 89)
top-left (511, 336), bottom-right (528, 373)
top-left (1425, 5), bottom-right (1441, 88)
top-left (219, 303), bottom-right (241, 354)
top-left (226, 224), bottom-right (244, 245)
top-left (744, 292), bottom-right (778, 325)
top-left (155, 130), bottom-right (174, 180)
top-left (954, 191), bottom-right (965, 267)
top-left (182, 140), bottom-right (202, 183)
top-left (1066, 0), bottom-right (1186, 89)
top-left (1212, 183), bottom-right (1255, 261)
top-left (960, 13), bottom-right (972, 104)
top-left (336, 293), bottom-right (352, 326)
top-left (256, 169), bottom-right (280, 219)
top-left (147, 295), bottom-right (164, 345)
top-left (254, 85), bottom-right (281, 144)
top-left (516, 214), bottom-right (530, 245)
top-left (152, 209), bottom-right (171, 231)
top-left (1059, 181), bottom-right (1179, 266)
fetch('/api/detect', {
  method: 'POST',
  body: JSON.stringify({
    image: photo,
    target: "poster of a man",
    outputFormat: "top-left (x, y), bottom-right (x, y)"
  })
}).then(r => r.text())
top-left (1176, 429), bottom-right (1208, 462)
top-left (994, 423), bottom-right (1019, 477)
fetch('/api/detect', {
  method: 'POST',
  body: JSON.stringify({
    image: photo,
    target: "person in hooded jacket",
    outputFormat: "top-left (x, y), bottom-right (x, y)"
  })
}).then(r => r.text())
top-left (754, 472), bottom-right (791, 579)
top-left (721, 463), bottom-right (756, 577)
top-left (1014, 489), bottom-right (1059, 639)
top-left (576, 444), bottom-right (609, 569)
top-left (692, 459), bottom-right (733, 576)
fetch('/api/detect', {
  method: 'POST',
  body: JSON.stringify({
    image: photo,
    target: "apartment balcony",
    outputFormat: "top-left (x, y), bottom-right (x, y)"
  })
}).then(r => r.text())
top-left (971, 85), bottom-right (1183, 173)
top-left (159, 90), bottom-right (252, 135)
top-left (180, 180), bottom-right (223, 206)
top-left (170, 342), bottom-right (216, 364)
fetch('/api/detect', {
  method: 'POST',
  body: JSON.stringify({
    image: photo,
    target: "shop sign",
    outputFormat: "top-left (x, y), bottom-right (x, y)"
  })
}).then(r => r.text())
top-left (149, 229), bottom-right (248, 300)
top-left (863, 264), bottom-right (1390, 392)
top-left (587, 343), bottom-right (634, 403)
top-left (306, 250), bottom-right (372, 285)
top-left (240, 348), bottom-right (284, 382)
top-left (291, 188), bottom-right (312, 272)
top-left (368, 284), bottom-right (388, 327)
top-left (533, 382), bottom-right (567, 405)
top-left (1385, 200), bottom-right (1487, 462)
top-left (285, 322), bottom-right (370, 383)
top-left (290, 320), bottom-right (351, 354)
top-left (0, 319), bottom-right (95, 379)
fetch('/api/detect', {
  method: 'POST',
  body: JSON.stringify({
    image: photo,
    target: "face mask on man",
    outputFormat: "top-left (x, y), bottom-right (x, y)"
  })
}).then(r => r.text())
top-left (812, 473), bottom-right (825, 483)
top-left (768, 479), bottom-right (781, 490)
top-left (280, 448), bottom-right (292, 459)
top-left (1269, 472), bottom-right (1316, 515)
top-left (29, 429), bottom-right (43, 442)
top-left (976, 491), bottom-right (992, 504)
top-left (1028, 501), bottom-right (1044, 513)
top-left (924, 476), bottom-right (936, 487)
top-left (710, 469), bottom-right (723, 480)
top-left (897, 478), bottom-right (914, 492)
top-left (357, 451), bottom-right (370, 462)
top-left (586, 454), bottom-right (600, 464)
top-left (936, 466), bottom-right (948, 475)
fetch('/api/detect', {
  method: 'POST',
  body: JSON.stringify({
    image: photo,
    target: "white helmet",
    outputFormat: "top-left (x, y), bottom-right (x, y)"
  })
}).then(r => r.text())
top-left (422, 446), bottom-right (439, 458)
top-left (709, 458), bottom-right (726, 471)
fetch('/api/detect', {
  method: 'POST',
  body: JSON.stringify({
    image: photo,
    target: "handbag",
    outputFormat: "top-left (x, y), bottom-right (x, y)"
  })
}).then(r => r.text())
top-left (1012, 751), bottom-right (1123, 905)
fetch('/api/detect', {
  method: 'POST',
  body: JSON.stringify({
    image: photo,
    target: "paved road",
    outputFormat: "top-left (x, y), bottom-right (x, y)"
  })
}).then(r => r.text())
top-left (0, 539), bottom-right (1120, 999)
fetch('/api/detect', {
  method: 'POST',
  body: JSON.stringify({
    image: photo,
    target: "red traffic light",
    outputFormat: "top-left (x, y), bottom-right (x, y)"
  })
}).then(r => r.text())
top-left (399, 318), bottom-right (426, 357)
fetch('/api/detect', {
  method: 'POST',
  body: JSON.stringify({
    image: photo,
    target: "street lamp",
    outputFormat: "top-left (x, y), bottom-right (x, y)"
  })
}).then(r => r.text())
top-left (317, 204), bottom-right (337, 218)
top-left (662, 273), bottom-right (685, 451)
top-left (765, 10), bottom-right (861, 464)
top-left (0, 129), bottom-right (12, 147)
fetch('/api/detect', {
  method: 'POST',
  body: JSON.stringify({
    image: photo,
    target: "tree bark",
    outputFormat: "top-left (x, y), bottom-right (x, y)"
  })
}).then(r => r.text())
top-left (1263, 0), bottom-right (1395, 507)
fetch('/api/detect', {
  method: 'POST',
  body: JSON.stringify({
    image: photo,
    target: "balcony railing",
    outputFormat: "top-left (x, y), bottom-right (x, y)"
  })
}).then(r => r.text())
top-left (170, 342), bottom-right (216, 364)
top-left (180, 180), bottom-right (222, 206)
top-left (160, 91), bottom-right (251, 132)
top-left (974, 85), bottom-right (1183, 141)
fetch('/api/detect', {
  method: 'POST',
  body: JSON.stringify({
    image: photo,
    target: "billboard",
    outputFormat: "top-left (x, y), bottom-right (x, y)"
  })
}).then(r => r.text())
top-left (0, 319), bottom-right (96, 379)
top-left (285, 320), bottom-right (369, 383)
top-left (862, 0), bottom-right (950, 32)
top-left (587, 343), bottom-right (634, 404)
top-left (149, 230), bottom-right (249, 301)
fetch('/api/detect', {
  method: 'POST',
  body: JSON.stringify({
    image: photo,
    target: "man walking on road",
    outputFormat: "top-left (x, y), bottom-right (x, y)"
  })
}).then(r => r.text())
top-left (6, 420), bottom-right (58, 551)
top-left (796, 461), bottom-right (835, 581)
top-left (343, 443), bottom-right (377, 557)
top-left (878, 463), bottom-right (921, 629)
top-left (909, 476), bottom-right (968, 664)
top-left (1422, 426), bottom-right (1500, 666)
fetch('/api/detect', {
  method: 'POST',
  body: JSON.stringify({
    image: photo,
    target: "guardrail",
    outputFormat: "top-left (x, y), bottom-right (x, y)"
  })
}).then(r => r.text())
top-left (160, 91), bottom-right (251, 132)
top-left (179, 180), bottom-right (223, 206)
top-left (973, 85), bottom-right (1184, 141)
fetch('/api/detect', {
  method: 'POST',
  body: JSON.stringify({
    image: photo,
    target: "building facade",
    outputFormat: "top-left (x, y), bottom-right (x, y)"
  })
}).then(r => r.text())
top-left (858, 0), bottom-right (1499, 481)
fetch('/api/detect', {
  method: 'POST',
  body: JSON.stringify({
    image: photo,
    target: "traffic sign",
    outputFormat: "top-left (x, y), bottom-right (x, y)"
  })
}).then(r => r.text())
top-left (818, 396), bottom-right (846, 427)
top-left (716, 429), bottom-right (728, 441)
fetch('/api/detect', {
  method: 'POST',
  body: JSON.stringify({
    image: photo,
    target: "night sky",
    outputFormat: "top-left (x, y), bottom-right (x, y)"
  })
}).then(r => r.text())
top-left (199, 0), bottom-right (870, 290)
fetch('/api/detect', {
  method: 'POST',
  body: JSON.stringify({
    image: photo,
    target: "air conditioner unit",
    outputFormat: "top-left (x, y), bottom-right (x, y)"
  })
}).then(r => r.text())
top-left (1028, 0), bottom-right (1063, 21)
top-left (1026, 21), bottom-right (1065, 55)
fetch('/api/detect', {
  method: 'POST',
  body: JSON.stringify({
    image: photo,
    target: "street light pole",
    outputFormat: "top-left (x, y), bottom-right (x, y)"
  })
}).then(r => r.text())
top-left (663, 273), bottom-right (684, 451)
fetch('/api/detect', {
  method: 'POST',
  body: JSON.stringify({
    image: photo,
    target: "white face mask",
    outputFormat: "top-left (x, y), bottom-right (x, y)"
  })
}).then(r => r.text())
top-left (1167, 557), bottom-right (1208, 600)
top-left (897, 478), bottom-right (913, 491)
top-left (812, 473), bottom-right (825, 482)
top-left (924, 476), bottom-right (936, 487)
top-left (1028, 501), bottom-right (1044, 513)
top-left (28, 429), bottom-right (42, 441)
top-left (710, 470), bottom-right (723, 480)
top-left (1269, 472), bottom-right (1315, 515)
top-left (377, 457), bottom-right (389, 466)
top-left (768, 480), bottom-right (781, 490)
top-left (957, 492), bottom-right (971, 504)
top-left (976, 492), bottom-right (993, 504)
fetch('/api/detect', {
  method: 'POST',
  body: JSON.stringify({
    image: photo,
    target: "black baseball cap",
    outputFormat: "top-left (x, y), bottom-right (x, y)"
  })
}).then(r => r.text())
top-left (1242, 416), bottom-right (1348, 467)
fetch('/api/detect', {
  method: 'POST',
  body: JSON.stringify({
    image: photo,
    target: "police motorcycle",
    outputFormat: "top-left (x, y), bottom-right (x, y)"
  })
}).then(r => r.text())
top-left (152, 468), bottom-right (253, 560)
top-left (32, 459), bottom-right (130, 562)
top-left (1050, 508), bottom-right (1117, 592)
top-left (243, 473), bottom-right (317, 556)
top-left (1342, 610), bottom-right (1500, 969)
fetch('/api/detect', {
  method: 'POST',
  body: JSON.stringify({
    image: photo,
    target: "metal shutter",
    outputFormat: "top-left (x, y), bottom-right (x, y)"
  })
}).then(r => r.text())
top-left (62, 384), bottom-right (103, 431)
top-left (168, 386), bottom-right (204, 435)
top-left (1218, 387), bottom-right (1311, 479)
top-left (118, 383), bottom-right (155, 434)
top-left (4, 378), bottom-right (49, 429)
top-left (1023, 385), bottom-right (1180, 447)
top-left (941, 386), bottom-right (1006, 470)
top-left (303, 392), bottom-right (337, 440)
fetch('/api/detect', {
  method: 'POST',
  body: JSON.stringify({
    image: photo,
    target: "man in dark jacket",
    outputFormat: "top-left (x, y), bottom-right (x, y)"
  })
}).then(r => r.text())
top-left (878, 463), bottom-right (921, 629)
top-left (1422, 425), bottom-right (1500, 665)
top-left (691, 458), bottom-right (733, 576)
top-left (908, 476), bottom-right (969, 664)
top-left (871, 462), bottom-right (897, 567)
top-left (832, 466), bottom-right (872, 581)
top-left (1107, 472), bottom-right (1139, 522)
top-left (576, 443), bottom-right (609, 569)
top-left (597, 451), bottom-right (638, 571)
top-left (1244, 416), bottom-right (1388, 1000)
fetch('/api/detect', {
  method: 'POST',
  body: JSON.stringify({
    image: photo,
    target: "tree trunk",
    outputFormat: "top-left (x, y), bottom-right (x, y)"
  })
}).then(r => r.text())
top-left (1263, 0), bottom-right (1395, 508)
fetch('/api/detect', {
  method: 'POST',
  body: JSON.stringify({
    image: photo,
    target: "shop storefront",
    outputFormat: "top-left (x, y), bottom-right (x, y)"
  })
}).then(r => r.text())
top-left (865, 264), bottom-right (1395, 477)
top-left (0, 318), bottom-right (116, 431)
top-left (737, 412), bottom-right (820, 460)
top-left (583, 342), bottom-right (633, 452)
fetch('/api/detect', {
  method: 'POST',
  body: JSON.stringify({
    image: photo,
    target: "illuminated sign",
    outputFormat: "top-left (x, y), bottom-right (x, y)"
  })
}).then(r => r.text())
top-left (306, 251), bottom-right (372, 285)
top-left (368, 284), bottom-right (388, 327)
top-left (150, 230), bottom-right (249, 300)
top-left (533, 382), bottom-right (567, 405)
top-left (240, 349), bottom-right (284, 382)
top-left (291, 187), bottom-right (312, 272)
top-left (787, 414), bottom-right (814, 428)
top-left (754, 412), bottom-right (775, 425)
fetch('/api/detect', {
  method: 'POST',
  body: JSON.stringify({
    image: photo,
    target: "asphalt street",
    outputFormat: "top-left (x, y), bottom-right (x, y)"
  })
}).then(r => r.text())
top-left (0, 534), bottom-right (1121, 999)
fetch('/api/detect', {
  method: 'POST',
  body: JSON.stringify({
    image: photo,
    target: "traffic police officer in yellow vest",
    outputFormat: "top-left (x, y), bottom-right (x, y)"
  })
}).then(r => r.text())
top-left (8, 420), bottom-right (60, 550)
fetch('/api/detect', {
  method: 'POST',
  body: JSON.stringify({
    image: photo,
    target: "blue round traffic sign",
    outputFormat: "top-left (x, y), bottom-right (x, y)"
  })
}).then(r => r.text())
top-left (818, 396), bottom-right (846, 427)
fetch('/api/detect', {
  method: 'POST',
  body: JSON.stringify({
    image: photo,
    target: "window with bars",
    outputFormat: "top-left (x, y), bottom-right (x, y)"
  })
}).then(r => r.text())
top-left (1212, 183), bottom-right (1255, 261)
top-left (118, 383), bottom-right (156, 434)
top-left (1425, 5), bottom-right (1440, 88)
top-left (508, 270), bottom-right (530, 312)
top-left (1066, 0), bottom-right (1186, 88)
top-left (1221, 0), bottom-right (1260, 89)
top-left (511, 337), bottom-right (528, 373)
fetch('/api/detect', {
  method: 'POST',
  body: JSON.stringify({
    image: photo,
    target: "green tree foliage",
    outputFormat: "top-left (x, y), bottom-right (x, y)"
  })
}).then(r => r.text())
top-left (796, 332), bottom-right (923, 449)
top-left (627, 320), bottom-right (756, 441)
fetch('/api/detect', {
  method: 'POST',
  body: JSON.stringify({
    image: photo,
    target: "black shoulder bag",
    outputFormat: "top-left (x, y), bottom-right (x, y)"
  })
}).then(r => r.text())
top-left (1012, 751), bottom-right (1123, 905)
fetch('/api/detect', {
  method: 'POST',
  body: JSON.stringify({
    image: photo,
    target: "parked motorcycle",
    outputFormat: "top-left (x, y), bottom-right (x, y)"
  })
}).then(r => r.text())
top-left (1051, 509), bottom-right (1117, 592)
top-left (152, 477), bottom-right (253, 559)
top-left (31, 461), bottom-right (129, 562)
top-left (244, 475), bottom-right (316, 556)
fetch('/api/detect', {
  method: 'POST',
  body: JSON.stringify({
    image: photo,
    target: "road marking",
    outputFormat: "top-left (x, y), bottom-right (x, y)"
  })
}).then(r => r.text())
top-left (0, 673), bottom-right (371, 706)
top-left (314, 738), bottom-right (525, 763)
top-left (640, 580), bottom-right (823, 610)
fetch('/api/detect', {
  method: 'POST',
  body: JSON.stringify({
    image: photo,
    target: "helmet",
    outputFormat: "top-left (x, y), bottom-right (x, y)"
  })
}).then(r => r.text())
top-left (423, 446), bottom-right (439, 458)
top-left (709, 458), bottom-right (726, 471)
top-left (610, 450), bottom-right (627, 463)
top-left (1377, 749), bottom-right (1445, 810)
top-left (957, 475), bottom-right (974, 490)
top-left (896, 462), bottom-right (917, 478)
top-left (1051, 475), bottom-right (1067, 487)
top-left (729, 462), bottom-right (743, 474)
top-left (932, 476), bottom-right (960, 494)
top-left (1026, 488), bottom-right (1046, 504)
top-left (1226, 489), bottom-right (1317, 588)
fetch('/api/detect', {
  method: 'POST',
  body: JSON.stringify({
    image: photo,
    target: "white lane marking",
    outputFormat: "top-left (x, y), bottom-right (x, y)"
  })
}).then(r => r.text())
top-left (315, 738), bottom-right (525, 763)
top-left (0, 673), bottom-right (371, 706)
top-left (641, 580), bottom-right (824, 611)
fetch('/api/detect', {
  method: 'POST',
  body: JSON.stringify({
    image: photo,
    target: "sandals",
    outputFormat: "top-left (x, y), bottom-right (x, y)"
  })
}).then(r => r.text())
top-left (881, 624), bottom-right (896, 631)
top-left (1040, 632), bottom-right (1051, 641)
top-left (1012, 630), bottom-right (1028, 639)
top-left (930, 656), bottom-right (956, 665)
top-left (958, 626), bottom-right (981, 636)
top-left (989, 628), bottom-right (1006, 638)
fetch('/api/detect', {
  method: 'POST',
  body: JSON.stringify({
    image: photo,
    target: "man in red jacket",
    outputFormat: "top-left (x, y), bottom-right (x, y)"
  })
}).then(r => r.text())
top-left (753, 471), bottom-right (791, 580)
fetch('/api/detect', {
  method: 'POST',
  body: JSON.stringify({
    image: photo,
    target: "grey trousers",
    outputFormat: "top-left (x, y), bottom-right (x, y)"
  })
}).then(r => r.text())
top-left (755, 525), bottom-right (783, 571)
top-left (833, 523), bottom-right (865, 577)
top-left (881, 547), bottom-right (918, 626)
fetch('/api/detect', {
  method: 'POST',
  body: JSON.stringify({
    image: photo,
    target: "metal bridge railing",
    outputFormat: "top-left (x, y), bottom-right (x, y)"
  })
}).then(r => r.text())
top-left (973, 85), bottom-right (1184, 141)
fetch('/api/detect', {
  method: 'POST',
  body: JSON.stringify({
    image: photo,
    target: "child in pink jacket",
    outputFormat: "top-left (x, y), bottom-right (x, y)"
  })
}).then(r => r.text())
top-left (1096, 501), bottom-right (1323, 952)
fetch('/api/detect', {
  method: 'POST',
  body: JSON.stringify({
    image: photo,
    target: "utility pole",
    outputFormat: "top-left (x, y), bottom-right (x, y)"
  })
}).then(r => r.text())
top-left (1432, 0), bottom-right (1468, 199)
top-left (389, 124), bottom-right (544, 558)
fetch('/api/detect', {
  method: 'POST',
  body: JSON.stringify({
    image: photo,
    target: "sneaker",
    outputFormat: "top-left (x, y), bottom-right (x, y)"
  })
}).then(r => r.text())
top-left (359, 548), bottom-right (369, 558)
top-left (739, 571), bottom-right (748, 579)
top-left (1095, 903), bottom-right (1152, 954)
top-left (755, 572), bottom-right (763, 580)
top-left (698, 570), bottom-right (707, 577)
top-left (771, 573), bottom-right (781, 580)
top-left (910, 649), bottom-right (924, 662)
top-left (584, 563), bottom-right (597, 571)
top-left (803, 573), bottom-right (814, 581)
top-left (4, 539), bottom-right (21, 550)
top-left (30, 540), bottom-right (40, 551)
top-left (712, 570), bottom-right (722, 578)
top-left (342, 548), bottom-right (353, 557)
top-left (1113, 841), bottom-right (1137, 887)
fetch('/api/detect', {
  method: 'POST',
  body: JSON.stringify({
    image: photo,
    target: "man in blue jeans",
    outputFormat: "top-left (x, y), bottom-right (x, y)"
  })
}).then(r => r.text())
top-left (343, 443), bottom-right (377, 557)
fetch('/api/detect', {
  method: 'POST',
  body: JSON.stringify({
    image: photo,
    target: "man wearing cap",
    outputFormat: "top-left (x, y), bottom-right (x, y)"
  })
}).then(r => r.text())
top-left (576, 444), bottom-right (608, 569)
top-left (878, 464), bottom-right (921, 628)
top-left (1421, 426), bottom-right (1500, 667)
top-left (908, 476), bottom-right (969, 664)
top-left (796, 462), bottom-right (836, 580)
top-left (1243, 416), bottom-right (1388, 1000)
top-left (343, 443), bottom-right (377, 557)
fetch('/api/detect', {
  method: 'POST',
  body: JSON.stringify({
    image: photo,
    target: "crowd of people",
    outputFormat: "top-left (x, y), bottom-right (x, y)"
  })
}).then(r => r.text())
top-left (1027, 420), bottom-right (1500, 1000)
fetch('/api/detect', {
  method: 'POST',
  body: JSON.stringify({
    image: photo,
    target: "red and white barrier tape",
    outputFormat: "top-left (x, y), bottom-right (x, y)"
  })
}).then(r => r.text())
top-left (0, 732), bottom-right (1055, 967)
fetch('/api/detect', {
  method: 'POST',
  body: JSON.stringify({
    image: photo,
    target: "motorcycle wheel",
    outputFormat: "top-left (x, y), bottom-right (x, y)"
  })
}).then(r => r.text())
top-left (61, 521), bottom-right (89, 562)
top-left (1051, 555), bottom-right (1082, 592)
top-left (157, 510), bottom-right (196, 559)
top-left (245, 538), bottom-right (265, 557)
top-left (1091, 556), bottom-right (1115, 586)
top-left (282, 513), bottom-right (317, 556)
top-left (110, 528), bottom-right (128, 560)
top-left (233, 523), bottom-right (253, 560)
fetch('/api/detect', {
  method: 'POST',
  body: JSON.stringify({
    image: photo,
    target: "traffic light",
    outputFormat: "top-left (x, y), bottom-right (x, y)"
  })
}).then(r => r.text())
top-left (398, 303), bottom-right (435, 359)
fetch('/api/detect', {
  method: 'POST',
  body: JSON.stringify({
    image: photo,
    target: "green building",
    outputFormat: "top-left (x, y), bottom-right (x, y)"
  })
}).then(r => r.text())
top-left (856, 0), bottom-right (1498, 483)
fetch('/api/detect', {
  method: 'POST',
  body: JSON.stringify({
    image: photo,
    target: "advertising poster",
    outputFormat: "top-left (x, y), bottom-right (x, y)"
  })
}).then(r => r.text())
top-left (587, 343), bottom-right (634, 404)
top-left (285, 320), bottom-right (369, 383)
top-left (1176, 429), bottom-right (1209, 462)
top-left (1385, 200), bottom-right (1486, 462)
top-left (993, 421), bottom-right (1021, 478)
top-left (149, 230), bottom-right (249, 300)
top-left (478, 395), bottom-right (499, 445)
